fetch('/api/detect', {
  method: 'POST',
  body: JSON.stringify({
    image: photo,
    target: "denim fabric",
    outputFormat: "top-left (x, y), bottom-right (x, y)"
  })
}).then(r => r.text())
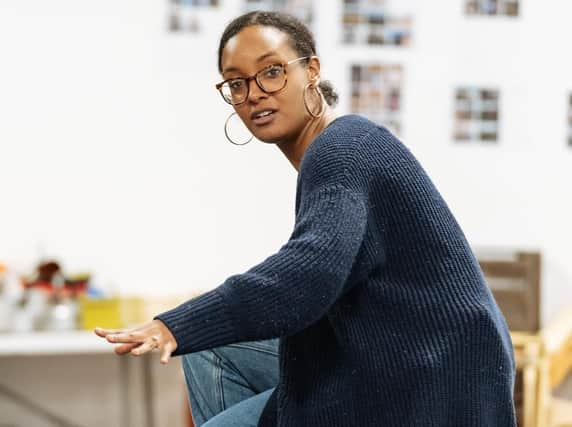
top-left (182, 339), bottom-right (279, 427)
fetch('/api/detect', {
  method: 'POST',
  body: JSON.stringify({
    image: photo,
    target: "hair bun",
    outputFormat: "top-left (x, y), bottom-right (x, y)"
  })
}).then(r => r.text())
top-left (319, 80), bottom-right (339, 108)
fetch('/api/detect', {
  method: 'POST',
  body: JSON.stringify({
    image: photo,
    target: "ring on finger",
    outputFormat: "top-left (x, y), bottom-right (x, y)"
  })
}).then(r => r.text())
top-left (150, 336), bottom-right (160, 349)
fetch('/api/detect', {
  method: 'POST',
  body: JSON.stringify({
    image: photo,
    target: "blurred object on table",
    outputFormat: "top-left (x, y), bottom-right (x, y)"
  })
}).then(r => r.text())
top-left (0, 262), bottom-right (6, 290)
top-left (1, 256), bottom-right (192, 334)
top-left (1, 259), bottom-right (91, 333)
top-left (21, 260), bottom-right (90, 296)
top-left (79, 295), bottom-right (187, 330)
top-left (79, 296), bottom-right (145, 330)
top-left (0, 262), bottom-right (10, 332)
top-left (35, 292), bottom-right (80, 331)
top-left (79, 296), bottom-right (184, 330)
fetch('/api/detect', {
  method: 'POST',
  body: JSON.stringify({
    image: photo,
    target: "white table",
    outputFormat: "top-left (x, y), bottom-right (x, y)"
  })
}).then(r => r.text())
top-left (0, 330), bottom-right (110, 356)
top-left (0, 330), bottom-right (156, 427)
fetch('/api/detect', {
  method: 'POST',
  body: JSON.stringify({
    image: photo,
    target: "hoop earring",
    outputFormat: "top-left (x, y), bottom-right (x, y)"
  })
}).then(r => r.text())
top-left (224, 112), bottom-right (254, 146)
top-left (303, 83), bottom-right (325, 119)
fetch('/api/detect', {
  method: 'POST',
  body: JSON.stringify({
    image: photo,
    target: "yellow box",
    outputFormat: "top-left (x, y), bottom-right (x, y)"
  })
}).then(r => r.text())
top-left (79, 297), bottom-right (146, 330)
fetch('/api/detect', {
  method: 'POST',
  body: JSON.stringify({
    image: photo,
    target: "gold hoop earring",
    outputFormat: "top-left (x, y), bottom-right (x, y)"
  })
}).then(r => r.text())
top-left (303, 83), bottom-right (325, 119)
top-left (224, 112), bottom-right (254, 146)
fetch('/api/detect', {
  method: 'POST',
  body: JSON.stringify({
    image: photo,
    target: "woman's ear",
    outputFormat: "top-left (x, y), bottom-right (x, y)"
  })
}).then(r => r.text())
top-left (307, 56), bottom-right (321, 86)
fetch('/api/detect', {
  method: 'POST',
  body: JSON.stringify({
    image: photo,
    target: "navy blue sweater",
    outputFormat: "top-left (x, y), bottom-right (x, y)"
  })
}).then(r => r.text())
top-left (156, 114), bottom-right (516, 426)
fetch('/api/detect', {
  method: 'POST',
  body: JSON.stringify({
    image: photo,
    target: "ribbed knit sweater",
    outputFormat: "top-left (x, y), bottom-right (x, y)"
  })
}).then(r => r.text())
top-left (156, 114), bottom-right (516, 427)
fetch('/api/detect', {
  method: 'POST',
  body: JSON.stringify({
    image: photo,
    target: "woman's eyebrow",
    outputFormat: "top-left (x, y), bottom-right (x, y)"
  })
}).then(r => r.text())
top-left (255, 51), bottom-right (280, 63)
top-left (222, 51), bottom-right (281, 75)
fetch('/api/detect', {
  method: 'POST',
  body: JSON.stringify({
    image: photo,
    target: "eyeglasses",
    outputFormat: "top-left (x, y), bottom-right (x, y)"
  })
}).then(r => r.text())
top-left (215, 56), bottom-right (312, 106)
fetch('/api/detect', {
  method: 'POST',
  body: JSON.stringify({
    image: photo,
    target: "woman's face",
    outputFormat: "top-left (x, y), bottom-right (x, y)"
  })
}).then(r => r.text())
top-left (220, 25), bottom-right (318, 143)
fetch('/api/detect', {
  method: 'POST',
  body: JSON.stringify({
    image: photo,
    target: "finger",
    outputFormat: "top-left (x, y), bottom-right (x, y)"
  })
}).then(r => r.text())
top-left (130, 338), bottom-right (158, 357)
top-left (107, 331), bottom-right (146, 344)
top-left (94, 327), bottom-right (124, 338)
top-left (114, 342), bottom-right (141, 355)
top-left (160, 341), bottom-right (174, 365)
top-left (96, 322), bottom-right (149, 338)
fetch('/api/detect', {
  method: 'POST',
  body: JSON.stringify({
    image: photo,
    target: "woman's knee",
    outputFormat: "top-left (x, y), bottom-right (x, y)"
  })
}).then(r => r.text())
top-left (182, 349), bottom-right (216, 377)
top-left (182, 341), bottom-right (279, 395)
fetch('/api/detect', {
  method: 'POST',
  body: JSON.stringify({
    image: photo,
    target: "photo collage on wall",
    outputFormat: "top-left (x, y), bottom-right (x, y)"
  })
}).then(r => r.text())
top-left (342, 0), bottom-right (412, 46)
top-left (465, 0), bottom-right (519, 17)
top-left (164, 1), bottom-right (572, 148)
top-left (568, 93), bottom-right (572, 146)
top-left (244, 0), bottom-right (314, 25)
top-left (168, 0), bottom-right (220, 33)
top-left (453, 87), bottom-right (500, 143)
top-left (350, 64), bottom-right (403, 135)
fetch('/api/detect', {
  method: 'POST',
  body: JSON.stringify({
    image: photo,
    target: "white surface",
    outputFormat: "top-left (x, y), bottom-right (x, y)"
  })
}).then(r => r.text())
top-left (0, 330), bottom-right (113, 356)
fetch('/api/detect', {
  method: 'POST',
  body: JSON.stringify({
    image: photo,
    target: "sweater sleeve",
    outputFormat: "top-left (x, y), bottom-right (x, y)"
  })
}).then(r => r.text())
top-left (155, 152), bottom-right (368, 356)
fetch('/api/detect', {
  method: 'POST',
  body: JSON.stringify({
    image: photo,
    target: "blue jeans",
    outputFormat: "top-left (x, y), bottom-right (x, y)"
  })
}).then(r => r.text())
top-left (182, 339), bottom-right (279, 427)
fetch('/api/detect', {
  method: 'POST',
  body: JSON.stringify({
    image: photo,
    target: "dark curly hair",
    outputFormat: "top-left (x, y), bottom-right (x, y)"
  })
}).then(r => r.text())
top-left (217, 11), bottom-right (339, 108)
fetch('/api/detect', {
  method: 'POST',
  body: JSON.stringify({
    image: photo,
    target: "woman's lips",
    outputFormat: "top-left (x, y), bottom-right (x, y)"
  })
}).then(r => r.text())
top-left (251, 110), bottom-right (277, 126)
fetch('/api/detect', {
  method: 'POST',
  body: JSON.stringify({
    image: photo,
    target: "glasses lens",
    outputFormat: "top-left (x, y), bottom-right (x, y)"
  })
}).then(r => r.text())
top-left (221, 79), bottom-right (247, 105)
top-left (258, 65), bottom-right (286, 93)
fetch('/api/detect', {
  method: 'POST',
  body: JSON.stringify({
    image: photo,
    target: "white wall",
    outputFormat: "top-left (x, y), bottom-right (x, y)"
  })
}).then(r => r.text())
top-left (0, 0), bottom-right (570, 322)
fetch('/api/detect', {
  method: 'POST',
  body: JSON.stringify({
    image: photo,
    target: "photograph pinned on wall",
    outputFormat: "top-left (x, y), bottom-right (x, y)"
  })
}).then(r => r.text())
top-left (465, 0), bottom-right (519, 17)
top-left (168, 0), bottom-right (220, 33)
top-left (244, 0), bottom-right (313, 26)
top-left (568, 93), bottom-right (572, 146)
top-left (453, 87), bottom-right (500, 143)
top-left (342, 0), bottom-right (413, 46)
top-left (350, 63), bottom-right (403, 136)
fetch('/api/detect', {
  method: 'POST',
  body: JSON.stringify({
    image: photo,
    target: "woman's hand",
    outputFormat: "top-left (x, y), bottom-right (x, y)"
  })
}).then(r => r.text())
top-left (94, 319), bottom-right (178, 364)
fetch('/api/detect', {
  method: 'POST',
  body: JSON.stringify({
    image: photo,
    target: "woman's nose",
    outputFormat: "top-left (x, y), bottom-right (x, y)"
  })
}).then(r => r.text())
top-left (247, 78), bottom-right (267, 103)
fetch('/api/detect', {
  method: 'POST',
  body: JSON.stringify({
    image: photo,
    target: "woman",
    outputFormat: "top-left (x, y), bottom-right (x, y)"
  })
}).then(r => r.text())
top-left (96, 11), bottom-right (517, 427)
